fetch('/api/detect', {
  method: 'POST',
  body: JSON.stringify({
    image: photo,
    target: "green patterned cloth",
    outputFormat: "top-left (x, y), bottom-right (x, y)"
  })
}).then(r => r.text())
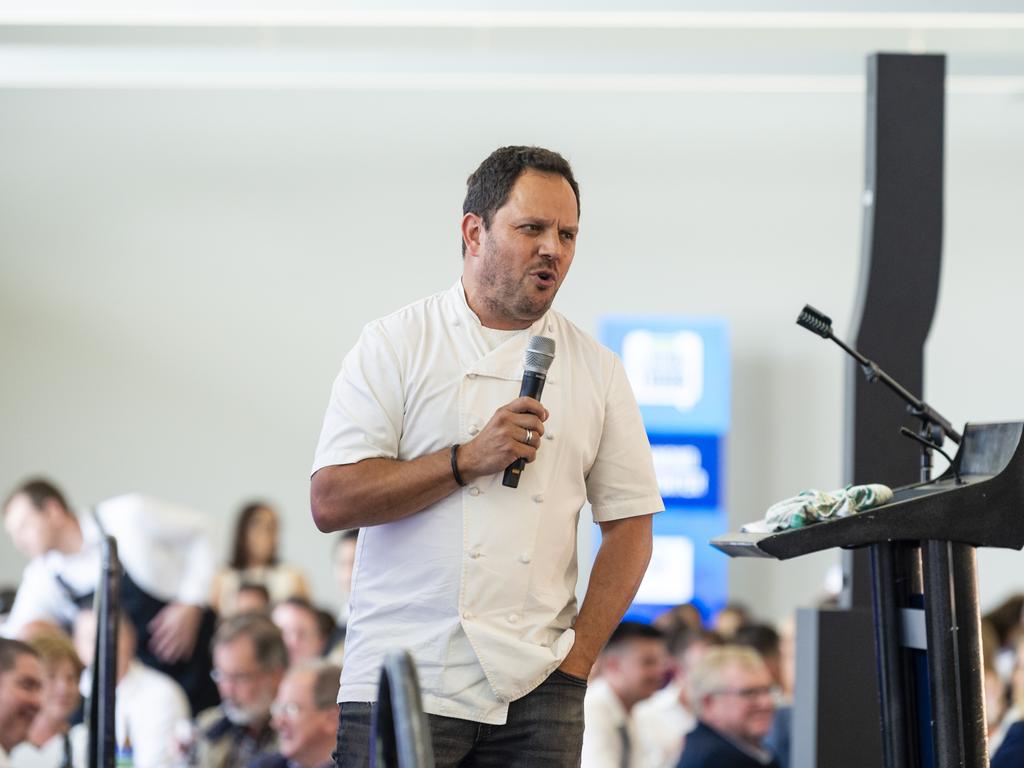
top-left (747, 484), bottom-right (894, 532)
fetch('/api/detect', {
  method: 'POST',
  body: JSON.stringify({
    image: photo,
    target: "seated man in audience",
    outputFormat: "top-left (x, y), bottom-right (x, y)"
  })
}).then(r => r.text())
top-left (10, 630), bottom-right (83, 768)
top-left (71, 610), bottom-right (189, 768)
top-left (270, 599), bottom-right (331, 666)
top-left (0, 639), bottom-right (44, 767)
top-left (634, 628), bottom-right (721, 768)
top-left (676, 646), bottom-right (778, 768)
top-left (234, 585), bottom-right (271, 616)
top-left (194, 614), bottom-right (285, 768)
top-left (2, 479), bottom-right (218, 713)
top-left (581, 621), bottom-right (668, 768)
top-left (249, 661), bottom-right (341, 768)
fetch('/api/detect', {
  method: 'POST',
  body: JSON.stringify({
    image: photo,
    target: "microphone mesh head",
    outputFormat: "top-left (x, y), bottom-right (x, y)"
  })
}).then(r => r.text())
top-left (796, 305), bottom-right (833, 339)
top-left (524, 335), bottom-right (556, 374)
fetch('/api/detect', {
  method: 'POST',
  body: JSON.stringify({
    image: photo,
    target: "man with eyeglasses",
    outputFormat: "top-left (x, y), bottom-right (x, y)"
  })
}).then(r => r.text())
top-left (676, 646), bottom-right (780, 768)
top-left (193, 614), bottom-right (286, 768)
top-left (250, 661), bottom-right (341, 768)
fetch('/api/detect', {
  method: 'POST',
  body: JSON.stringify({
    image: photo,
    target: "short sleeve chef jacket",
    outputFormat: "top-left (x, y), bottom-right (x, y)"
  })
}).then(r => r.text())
top-left (312, 280), bottom-right (663, 724)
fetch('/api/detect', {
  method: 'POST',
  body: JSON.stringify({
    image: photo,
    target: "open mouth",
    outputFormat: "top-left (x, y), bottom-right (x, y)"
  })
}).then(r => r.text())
top-left (531, 269), bottom-right (557, 287)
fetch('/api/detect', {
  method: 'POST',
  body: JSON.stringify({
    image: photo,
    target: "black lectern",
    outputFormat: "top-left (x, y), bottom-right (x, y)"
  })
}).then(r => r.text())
top-left (713, 421), bottom-right (1024, 768)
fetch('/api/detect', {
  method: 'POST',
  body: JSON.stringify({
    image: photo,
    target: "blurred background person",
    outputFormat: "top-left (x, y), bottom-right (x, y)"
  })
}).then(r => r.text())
top-left (0, 640), bottom-right (44, 766)
top-left (270, 599), bottom-right (331, 667)
top-left (234, 585), bottom-right (271, 617)
top-left (582, 621), bottom-right (668, 768)
top-left (193, 613), bottom-right (284, 768)
top-left (732, 623), bottom-right (788, 768)
top-left (70, 610), bottom-right (188, 768)
top-left (324, 529), bottom-right (358, 663)
top-left (2, 480), bottom-right (218, 713)
top-left (10, 632), bottom-right (82, 768)
top-left (635, 627), bottom-right (721, 768)
top-left (677, 646), bottom-right (778, 768)
top-left (250, 661), bottom-right (341, 768)
top-left (211, 503), bottom-right (309, 618)
top-left (711, 603), bottom-right (751, 641)
top-left (653, 604), bottom-right (704, 638)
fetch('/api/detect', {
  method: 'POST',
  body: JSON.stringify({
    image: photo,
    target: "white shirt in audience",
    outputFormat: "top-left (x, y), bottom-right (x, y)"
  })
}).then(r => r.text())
top-left (633, 681), bottom-right (695, 768)
top-left (582, 678), bottom-right (647, 768)
top-left (10, 734), bottom-right (66, 768)
top-left (3, 494), bottom-right (214, 638)
top-left (70, 660), bottom-right (189, 768)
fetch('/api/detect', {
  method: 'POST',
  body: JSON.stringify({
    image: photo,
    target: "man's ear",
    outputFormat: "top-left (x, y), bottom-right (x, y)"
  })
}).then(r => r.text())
top-left (461, 212), bottom-right (485, 257)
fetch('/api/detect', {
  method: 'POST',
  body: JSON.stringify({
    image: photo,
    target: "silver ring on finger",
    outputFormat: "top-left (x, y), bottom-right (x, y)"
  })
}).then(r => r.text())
top-left (524, 428), bottom-right (533, 445)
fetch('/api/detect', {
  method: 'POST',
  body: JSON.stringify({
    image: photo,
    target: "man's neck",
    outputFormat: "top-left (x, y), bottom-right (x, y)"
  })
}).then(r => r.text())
top-left (28, 714), bottom-right (68, 747)
top-left (290, 740), bottom-right (334, 768)
top-left (53, 516), bottom-right (84, 555)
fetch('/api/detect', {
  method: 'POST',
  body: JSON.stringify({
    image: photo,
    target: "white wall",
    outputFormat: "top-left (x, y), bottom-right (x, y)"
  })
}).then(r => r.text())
top-left (1, 44), bottom-right (1023, 623)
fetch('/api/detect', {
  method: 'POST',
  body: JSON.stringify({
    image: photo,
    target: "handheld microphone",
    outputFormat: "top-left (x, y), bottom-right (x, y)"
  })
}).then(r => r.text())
top-left (502, 335), bottom-right (556, 488)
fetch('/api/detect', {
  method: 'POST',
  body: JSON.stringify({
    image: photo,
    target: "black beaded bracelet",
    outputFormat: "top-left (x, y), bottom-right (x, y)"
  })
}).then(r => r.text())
top-left (450, 444), bottom-right (467, 487)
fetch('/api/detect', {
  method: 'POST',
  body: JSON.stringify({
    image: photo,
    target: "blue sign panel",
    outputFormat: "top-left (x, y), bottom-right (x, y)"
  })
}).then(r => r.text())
top-left (598, 316), bottom-right (730, 626)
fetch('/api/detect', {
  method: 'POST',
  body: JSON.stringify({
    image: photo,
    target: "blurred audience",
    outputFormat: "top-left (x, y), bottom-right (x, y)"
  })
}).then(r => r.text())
top-left (211, 503), bottom-right (309, 617)
top-left (193, 613), bottom-right (285, 768)
top-left (234, 585), bottom-right (271, 617)
top-left (634, 628), bottom-right (721, 768)
top-left (1, 479), bottom-right (218, 713)
top-left (581, 621), bottom-right (667, 768)
top-left (325, 530), bottom-right (359, 663)
top-left (0, 588), bottom-right (17, 633)
top-left (712, 603), bottom-right (751, 641)
top-left (653, 603), bottom-right (704, 638)
top-left (70, 610), bottom-right (189, 768)
top-left (677, 645), bottom-right (778, 768)
top-left (0, 639), bottom-right (44, 763)
top-left (250, 661), bottom-right (341, 768)
top-left (270, 599), bottom-right (331, 667)
top-left (9, 631), bottom-right (82, 768)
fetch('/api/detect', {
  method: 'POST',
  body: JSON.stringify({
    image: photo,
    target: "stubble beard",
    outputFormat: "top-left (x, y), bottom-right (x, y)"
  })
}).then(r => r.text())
top-left (477, 249), bottom-right (554, 328)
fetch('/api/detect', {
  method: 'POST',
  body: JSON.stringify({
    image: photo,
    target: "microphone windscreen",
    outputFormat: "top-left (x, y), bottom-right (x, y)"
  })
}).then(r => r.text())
top-left (524, 335), bottom-right (556, 374)
top-left (796, 305), bottom-right (833, 338)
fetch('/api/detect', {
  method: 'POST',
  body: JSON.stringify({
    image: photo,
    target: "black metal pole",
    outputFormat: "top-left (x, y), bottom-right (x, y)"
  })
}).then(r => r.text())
top-left (88, 536), bottom-right (120, 768)
top-left (921, 541), bottom-right (987, 768)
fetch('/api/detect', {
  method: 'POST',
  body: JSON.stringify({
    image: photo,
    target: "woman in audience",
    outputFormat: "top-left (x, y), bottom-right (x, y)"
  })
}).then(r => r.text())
top-left (10, 631), bottom-right (83, 768)
top-left (210, 502), bottom-right (309, 616)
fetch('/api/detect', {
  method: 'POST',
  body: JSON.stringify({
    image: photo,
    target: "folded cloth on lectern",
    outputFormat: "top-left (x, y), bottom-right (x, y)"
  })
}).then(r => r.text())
top-left (742, 484), bottom-right (894, 533)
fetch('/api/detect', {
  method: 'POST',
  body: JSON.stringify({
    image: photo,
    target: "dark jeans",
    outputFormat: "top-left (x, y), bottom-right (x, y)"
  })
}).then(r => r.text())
top-left (334, 669), bottom-right (587, 767)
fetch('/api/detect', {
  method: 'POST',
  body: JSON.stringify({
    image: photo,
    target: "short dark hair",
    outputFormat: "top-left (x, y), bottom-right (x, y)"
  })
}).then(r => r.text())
top-left (276, 597), bottom-right (333, 643)
top-left (462, 146), bottom-right (580, 256)
top-left (732, 623), bottom-right (781, 659)
top-left (0, 637), bottom-right (39, 673)
top-left (229, 501), bottom-right (278, 570)
top-left (603, 620), bottom-right (665, 655)
top-left (213, 612), bottom-right (287, 671)
top-left (334, 529), bottom-right (359, 549)
top-left (3, 478), bottom-right (72, 516)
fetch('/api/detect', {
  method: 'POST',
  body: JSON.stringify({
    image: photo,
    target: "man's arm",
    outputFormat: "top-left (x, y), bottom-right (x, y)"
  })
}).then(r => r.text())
top-left (311, 396), bottom-right (548, 532)
top-left (558, 513), bottom-right (654, 679)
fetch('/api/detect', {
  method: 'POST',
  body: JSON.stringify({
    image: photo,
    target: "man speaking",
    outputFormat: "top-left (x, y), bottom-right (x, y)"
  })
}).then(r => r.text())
top-left (310, 146), bottom-right (663, 766)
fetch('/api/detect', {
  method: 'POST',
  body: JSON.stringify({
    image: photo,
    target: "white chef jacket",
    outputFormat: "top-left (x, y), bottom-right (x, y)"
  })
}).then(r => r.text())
top-left (2, 494), bottom-right (214, 638)
top-left (313, 280), bottom-right (663, 724)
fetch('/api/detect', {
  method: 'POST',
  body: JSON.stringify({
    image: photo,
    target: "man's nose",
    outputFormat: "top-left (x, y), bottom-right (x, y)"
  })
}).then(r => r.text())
top-left (537, 229), bottom-right (563, 258)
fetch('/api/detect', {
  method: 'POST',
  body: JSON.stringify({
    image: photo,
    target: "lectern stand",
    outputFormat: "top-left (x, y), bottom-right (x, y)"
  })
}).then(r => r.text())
top-left (714, 421), bottom-right (1024, 768)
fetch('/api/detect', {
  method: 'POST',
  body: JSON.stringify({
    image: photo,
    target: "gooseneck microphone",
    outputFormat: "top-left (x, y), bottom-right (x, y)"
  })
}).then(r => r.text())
top-left (502, 335), bottom-right (556, 488)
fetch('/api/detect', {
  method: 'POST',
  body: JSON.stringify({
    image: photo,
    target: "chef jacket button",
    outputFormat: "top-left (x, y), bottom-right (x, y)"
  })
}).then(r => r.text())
top-left (469, 486), bottom-right (481, 497)
top-left (469, 550), bottom-right (481, 559)
top-left (532, 494), bottom-right (544, 503)
top-left (463, 611), bottom-right (474, 620)
top-left (452, 319), bottom-right (460, 327)
top-left (467, 372), bottom-right (477, 379)
top-left (507, 614), bottom-right (519, 624)
top-left (468, 424), bottom-right (480, 435)
top-left (519, 553), bottom-right (532, 564)
top-left (545, 432), bottom-right (554, 440)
